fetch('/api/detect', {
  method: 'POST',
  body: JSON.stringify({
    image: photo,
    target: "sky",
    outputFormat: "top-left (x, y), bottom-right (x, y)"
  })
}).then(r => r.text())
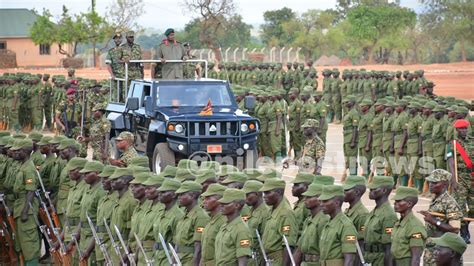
top-left (1, 0), bottom-right (423, 31)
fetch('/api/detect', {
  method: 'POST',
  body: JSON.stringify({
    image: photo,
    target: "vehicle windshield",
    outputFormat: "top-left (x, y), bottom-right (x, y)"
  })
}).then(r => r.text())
top-left (156, 83), bottom-right (234, 107)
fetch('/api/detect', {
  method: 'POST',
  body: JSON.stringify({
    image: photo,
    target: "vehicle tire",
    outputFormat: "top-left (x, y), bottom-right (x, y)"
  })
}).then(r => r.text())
top-left (244, 149), bottom-right (258, 168)
top-left (152, 142), bottom-right (176, 173)
top-left (109, 137), bottom-right (120, 160)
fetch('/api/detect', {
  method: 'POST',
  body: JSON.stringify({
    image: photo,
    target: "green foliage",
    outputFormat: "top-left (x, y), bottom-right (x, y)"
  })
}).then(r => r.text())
top-left (261, 7), bottom-right (296, 46)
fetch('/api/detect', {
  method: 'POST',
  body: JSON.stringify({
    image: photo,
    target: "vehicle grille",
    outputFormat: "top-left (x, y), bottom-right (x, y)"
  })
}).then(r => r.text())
top-left (189, 121), bottom-right (239, 137)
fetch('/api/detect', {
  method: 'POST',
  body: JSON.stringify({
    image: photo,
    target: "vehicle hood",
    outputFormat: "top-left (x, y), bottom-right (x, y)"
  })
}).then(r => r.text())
top-left (158, 106), bottom-right (253, 121)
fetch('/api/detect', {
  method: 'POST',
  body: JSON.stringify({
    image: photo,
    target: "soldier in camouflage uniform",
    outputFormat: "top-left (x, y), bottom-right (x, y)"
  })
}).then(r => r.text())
top-left (391, 99), bottom-right (410, 186)
top-left (419, 169), bottom-right (462, 265)
top-left (267, 90), bottom-right (283, 158)
top-left (55, 88), bottom-right (82, 138)
top-left (299, 119), bottom-right (325, 175)
top-left (78, 103), bottom-right (111, 164)
top-left (42, 74), bottom-right (54, 131)
top-left (312, 91), bottom-right (328, 144)
top-left (120, 31), bottom-right (143, 81)
top-left (110, 131), bottom-right (138, 167)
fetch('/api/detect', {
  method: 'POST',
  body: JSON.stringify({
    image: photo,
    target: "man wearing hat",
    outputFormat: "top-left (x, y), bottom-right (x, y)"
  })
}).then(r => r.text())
top-left (313, 91), bottom-right (328, 144)
top-left (76, 161), bottom-right (106, 264)
top-left (260, 178), bottom-right (297, 265)
top-left (370, 99), bottom-right (386, 175)
top-left (363, 176), bottom-right (398, 265)
top-left (392, 99), bottom-right (410, 186)
top-left (6, 75), bottom-right (21, 132)
top-left (296, 87), bottom-right (313, 155)
top-left (432, 106), bottom-right (449, 170)
top-left (382, 101), bottom-right (396, 176)
top-left (420, 101), bottom-right (437, 187)
top-left (405, 102), bottom-right (424, 192)
top-left (448, 119), bottom-right (474, 243)
top-left (106, 32), bottom-right (124, 80)
top-left (154, 28), bottom-right (187, 80)
top-left (391, 186), bottom-right (427, 265)
top-left (108, 168), bottom-right (137, 264)
top-left (431, 232), bottom-right (466, 265)
top-left (291, 173), bottom-right (313, 237)
top-left (214, 188), bottom-right (252, 265)
top-left (342, 96), bottom-right (360, 178)
top-left (10, 139), bottom-right (41, 265)
top-left (78, 102), bottom-right (111, 164)
top-left (293, 182), bottom-right (330, 265)
top-left (331, 69), bottom-right (343, 123)
top-left (358, 99), bottom-right (374, 177)
top-left (110, 131), bottom-right (138, 167)
top-left (419, 169), bottom-right (462, 265)
top-left (242, 180), bottom-right (270, 265)
top-left (201, 184), bottom-right (227, 265)
top-left (319, 185), bottom-right (357, 265)
top-left (120, 30), bottom-right (143, 82)
top-left (322, 69), bottom-right (333, 122)
top-left (299, 119), bottom-right (325, 175)
top-left (174, 181), bottom-right (210, 265)
top-left (29, 131), bottom-right (44, 167)
top-left (42, 73), bottom-right (54, 131)
top-left (55, 86), bottom-right (82, 139)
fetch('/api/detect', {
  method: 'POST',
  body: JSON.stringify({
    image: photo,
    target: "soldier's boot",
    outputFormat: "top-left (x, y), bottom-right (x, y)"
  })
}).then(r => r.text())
top-left (399, 175), bottom-right (409, 187)
top-left (461, 222), bottom-right (471, 244)
top-left (414, 178), bottom-right (423, 193)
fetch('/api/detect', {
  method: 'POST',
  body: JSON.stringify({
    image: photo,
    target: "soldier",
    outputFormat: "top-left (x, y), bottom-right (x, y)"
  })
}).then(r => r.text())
top-left (76, 161), bottom-right (106, 265)
top-left (382, 101), bottom-right (396, 176)
top-left (319, 185), bottom-right (357, 265)
top-left (405, 102), bottom-right (424, 192)
top-left (392, 99), bottom-right (410, 186)
top-left (358, 99), bottom-right (374, 177)
top-left (106, 32), bottom-right (124, 79)
top-left (431, 106), bottom-right (449, 170)
top-left (299, 119), bottom-right (325, 175)
top-left (153, 178), bottom-right (184, 265)
top-left (67, 68), bottom-right (75, 81)
top-left (10, 139), bottom-right (41, 264)
top-left (313, 91), bottom-right (328, 144)
top-left (42, 74), bottom-right (54, 131)
top-left (259, 178), bottom-right (297, 265)
top-left (201, 183), bottom-right (227, 265)
top-left (108, 168), bottom-right (137, 264)
top-left (29, 77), bottom-right (44, 130)
top-left (290, 173), bottom-right (313, 238)
top-left (214, 188), bottom-right (252, 265)
top-left (391, 186), bottom-right (427, 265)
top-left (267, 90), bottom-right (283, 158)
top-left (288, 88), bottom-right (303, 157)
top-left (6, 76), bottom-right (21, 132)
top-left (418, 169), bottom-right (462, 265)
top-left (342, 96), bottom-right (360, 177)
top-left (78, 103), bottom-right (111, 164)
top-left (110, 131), bottom-right (138, 167)
top-left (331, 69), bottom-right (343, 123)
top-left (154, 28), bottom-right (187, 80)
top-left (370, 99), bottom-right (386, 175)
top-left (55, 88), bottom-right (82, 139)
top-left (447, 119), bottom-right (474, 243)
top-left (183, 42), bottom-right (201, 79)
top-left (363, 176), bottom-right (398, 265)
top-left (173, 181), bottom-right (210, 265)
top-left (343, 175), bottom-right (369, 266)
top-left (322, 69), bottom-right (333, 122)
top-left (431, 232), bottom-right (466, 266)
top-left (120, 31), bottom-right (143, 81)
top-left (28, 131), bottom-right (44, 167)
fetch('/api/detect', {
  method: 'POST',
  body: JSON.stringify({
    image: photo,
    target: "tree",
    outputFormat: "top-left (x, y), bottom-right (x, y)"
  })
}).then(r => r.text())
top-left (335, 0), bottom-right (400, 18)
top-left (346, 4), bottom-right (416, 63)
top-left (181, 0), bottom-right (237, 61)
top-left (105, 0), bottom-right (145, 33)
top-left (261, 7), bottom-right (296, 46)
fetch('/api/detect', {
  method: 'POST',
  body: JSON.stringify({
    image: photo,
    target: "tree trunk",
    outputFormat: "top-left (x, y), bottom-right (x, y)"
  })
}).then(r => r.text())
top-left (459, 38), bottom-right (467, 62)
top-left (367, 45), bottom-right (375, 64)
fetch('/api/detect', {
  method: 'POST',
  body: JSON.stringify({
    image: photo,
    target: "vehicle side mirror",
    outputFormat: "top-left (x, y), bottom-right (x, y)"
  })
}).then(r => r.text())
top-left (144, 96), bottom-right (155, 116)
top-left (244, 96), bottom-right (256, 110)
top-left (126, 97), bottom-right (139, 111)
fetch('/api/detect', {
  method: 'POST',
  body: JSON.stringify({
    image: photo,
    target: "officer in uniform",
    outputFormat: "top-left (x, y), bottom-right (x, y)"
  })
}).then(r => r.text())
top-left (55, 88), bottom-right (82, 139)
top-left (431, 106), bottom-right (449, 170)
top-left (298, 119), bottom-right (325, 175)
top-left (110, 131), bottom-right (138, 167)
top-left (312, 91), bottom-right (328, 144)
top-left (290, 173), bottom-right (313, 238)
top-left (342, 96), bottom-right (360, 177)
top-left (391, 186), bottom-right (427, 265)
top-left (370, 99), bottom-right (386, 176)
top-left (120, 31), bottom-right (143, 81)
top-left (358, 99), bottom-right (374, 177)
top-left (267, 91), bottom-right (283, 158)
top-left (154, 28), bottom-right (187, 80)
top-left (42, 74), bottom-right (54, 131)
top-left (78, 103), bottom-right (111, 164)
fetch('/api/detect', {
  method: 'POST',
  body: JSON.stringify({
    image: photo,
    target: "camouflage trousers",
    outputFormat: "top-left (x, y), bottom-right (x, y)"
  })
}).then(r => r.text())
top-left (453, 174), bottom-right (474, 218)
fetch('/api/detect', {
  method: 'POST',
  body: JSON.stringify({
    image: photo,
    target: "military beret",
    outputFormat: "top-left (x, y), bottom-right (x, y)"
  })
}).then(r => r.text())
top-left (142, 174), bottom-right (164, 186)
top-left (393, 186), bottom-right (418, 200)
top-left (431, 232), bottom-right (467, 255)
top-left (195, 169), bottom-right (217, 184)
top-left (129, 156), bottom-right (150, 168)
top-left (58, 139), bottom-right (80, 150)
top-left (368, 176), bottom-right (394, 189)
top-left (289, 87), bottom-right (299, 94)
top-left (159, 165), bottom-right (177, 178)
top-left (164, 28), bottom-right (174, 36)
top-left (218, 188), bottom-right (246, 204)
top-left (453, 119), bottom-right (469, 128)
top-left (28, 131), bottom-right (43, 142)
top-left (314, 175), bottom-right (335, 185)
top-left (10, 139), bottom-right (33, 151)
top-left (98, 165), bottom-right (118, 177)
top-left (319, 185), bottom-right (344, 201)
top-left (79, 161), bottom-right (104, 174)
top-left (43, 74), bottom-right (50, 78)
top-left (109, 168), bottom-right (134, 180)
top-left (130, 172), bottom-right (151, 184)
top-left (157, 178), bottom-right (181, 191)
top-left (259, 178), bottom-right (286, 192)
top-left (217, 165), bottom-right (239, 177)
top-left (342, 95), bottom-right (356, 103)
top-left (423, 101), bottom-right (437, 109)
top-left (426, 169), bottom-right (452, 182)
top-left (65, 157), bottom-right (88, 172)
top-left (446, 105), bottom-right (458, 111)
top-left (0, 131), bottom-right (10, 138)
top-left (291, 173), bottom-right (315, 184)
top-left (242, 180), bottom-right (264, 193)
top-left (201, 183), bottom-right (227, 197)
top-left (302, 183), bottom-right (324, 197)
top-left (408, 102), bottom-right (421, 109)
top-left (175, 181), bottom-right (202, 194)
top-left (397, 99), bottom-right (408, 106)
top-left (37, 136), bottom-right (53, 146)
top-left (222, 172), bottom-right (248, 184)
top-left (301, 119), bottom-right (319, 129)
top-left (242, 168), bottom-right (262, 180)
top-left (342, 175), bottom-right (366, 190)
top-left (116, 131), bottom-right (134, 142)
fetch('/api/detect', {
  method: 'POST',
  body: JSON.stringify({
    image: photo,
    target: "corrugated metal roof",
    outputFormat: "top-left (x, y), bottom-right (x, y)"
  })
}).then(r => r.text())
top-left (0, 9), bottom-right (38, 38)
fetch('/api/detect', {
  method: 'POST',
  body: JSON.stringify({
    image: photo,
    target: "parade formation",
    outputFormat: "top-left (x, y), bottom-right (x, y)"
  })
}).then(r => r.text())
top-left (0, 23), bottom-right (473, 266)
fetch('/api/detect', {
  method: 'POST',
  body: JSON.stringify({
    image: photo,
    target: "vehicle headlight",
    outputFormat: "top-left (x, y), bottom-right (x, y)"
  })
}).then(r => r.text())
top-left (175, 124), bottom-right (184, 133)
top-left (241, 123), bottom-right (249, 133)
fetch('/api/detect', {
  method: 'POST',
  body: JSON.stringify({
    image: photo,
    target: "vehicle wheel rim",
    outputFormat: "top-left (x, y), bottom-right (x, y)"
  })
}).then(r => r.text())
top-left (154, 155), bottom-right (161, 173)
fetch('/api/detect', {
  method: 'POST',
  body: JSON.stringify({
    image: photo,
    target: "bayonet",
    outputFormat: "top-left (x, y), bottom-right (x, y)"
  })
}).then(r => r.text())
top-left (134, 233), bottom-right (153, 266)
top-left (168, 243), bottom-right (182, 266)
top-left (158, 232), bottom-right (173, 266)
top-left (255, 229), bottom-right (272, 266)
top-left (86, 212), bottom-right (112, 265)
top-left (103, 218), bottom-right (125, 265)
top-left (113, 224), bottom-right (136, 266)
top-left (282, 235), bottom-right (295, 266)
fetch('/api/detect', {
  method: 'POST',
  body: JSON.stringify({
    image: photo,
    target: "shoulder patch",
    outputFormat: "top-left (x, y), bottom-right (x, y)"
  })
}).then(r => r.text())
top-left (240, 239), bottom-right (250, 247)
top-left (25, 178), bottom-right (33, 184)
top-left (196, 227), bottom-right (204, 233)
top-left (282, 225), bottom-right (290, 232)
top-left (360, 225), bottom-right (365, 232)
top-left (411, 233), bottom-right (422, 239)
top-left (385, 227), bottom-right (393, 234)
top-left (346, 235), bottom-right (356, 242)
top-left (447, 213), bottom-right (458, 218)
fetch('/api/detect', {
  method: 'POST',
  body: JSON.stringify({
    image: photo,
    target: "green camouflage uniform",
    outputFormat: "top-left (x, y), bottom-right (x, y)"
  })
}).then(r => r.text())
top-left (89, 116), bottom-right (111, 164)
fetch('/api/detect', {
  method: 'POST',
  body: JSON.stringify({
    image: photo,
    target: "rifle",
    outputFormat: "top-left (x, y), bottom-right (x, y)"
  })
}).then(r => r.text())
top-left (86, 212), bottom-right (112, 265)
top-left (256, 229), bottom-right (272, 266)
top-left (168, 243), bottom-right (182, 266)
top-left (72, 235), bottom-right (87, 266)
top-left (80, 88), bottom-right (86, 137)
top-left (0, 194), bottom-right (24, 265)
top-left (35, 170), bottom-right (60, 228)
top-left (114, 225), bottom-right (136, 266)
top-left (0, 220), bottom-right (18, 265)
top-left (282, 235), bottom-right (295, 266)
top-left (60, 208), bottom-right (73, 266)
top-left (29, 202), bottom-right (62, 265)
top-left (103, 218), bottom-right (125, 265)
top-left (158, 232), bottom-right (173, 266)
top-left (134, 233), bottom-right (154, 266)
top-left (419, 211), bottom-right (474, 222)
top-left (62, 110), bottom-right (71, 138)
top-left (355, 238), bottom-right (371, 266)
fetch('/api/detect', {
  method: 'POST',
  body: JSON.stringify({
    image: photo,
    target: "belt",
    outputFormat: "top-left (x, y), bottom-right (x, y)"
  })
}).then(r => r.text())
top-left (67, 217), bottom-right (80, 227)
top-left (96, 226), bottom-right (106, 233)
top-left (153, 242), bottom-right (164, 250)
top-left (142, 240), bottom-right (155, 249)
top-left (176, 245), bottom-right (194, 253)
top-left (303, 254), bottom-right (320, 262)
top-left (364, 243), bottom-right (385, 253)
top-left (320, 258), bottom-right (344, 266)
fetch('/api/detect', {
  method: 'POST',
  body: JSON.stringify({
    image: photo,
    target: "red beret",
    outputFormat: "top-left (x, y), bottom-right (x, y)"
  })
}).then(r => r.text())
top-left (66, 88), bottom-right (76, 95)
top-left (70, 79), bottom-right (78, 85)
top-left (453, 119), bottom-right (469, 129)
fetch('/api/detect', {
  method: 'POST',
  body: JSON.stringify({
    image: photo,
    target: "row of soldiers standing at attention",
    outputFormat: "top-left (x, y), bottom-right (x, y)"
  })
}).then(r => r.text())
top-left (0, 127), bottom-right (469, 265)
